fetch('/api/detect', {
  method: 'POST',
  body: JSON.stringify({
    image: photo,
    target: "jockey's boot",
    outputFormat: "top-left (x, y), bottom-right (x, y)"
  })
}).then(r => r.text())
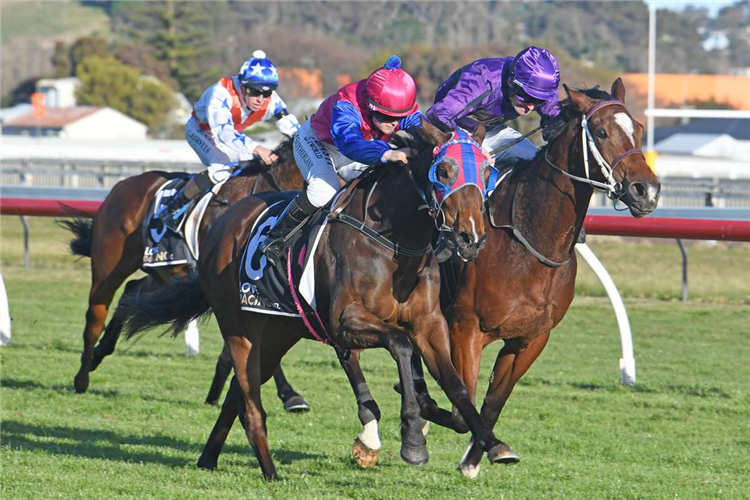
top-left (158, 170), bottom-right (214, 232)
top-left (260, 192), bottom-right (316, 266)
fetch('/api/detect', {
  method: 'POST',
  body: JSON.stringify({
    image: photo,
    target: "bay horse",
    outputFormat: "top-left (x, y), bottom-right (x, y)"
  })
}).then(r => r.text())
top-left (335, 79), bottom-right (661, 475)
top-left (119, 118), bottom-right (519, 480)
top-left (60, 139), bottom-right (310, 410)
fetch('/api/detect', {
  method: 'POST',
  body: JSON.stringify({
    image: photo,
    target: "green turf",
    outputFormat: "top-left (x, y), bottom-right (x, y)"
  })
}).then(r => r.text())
top-left (1, 1), bottom-right (110, 44)
top-left (1, 217), bottom-right (749, 499)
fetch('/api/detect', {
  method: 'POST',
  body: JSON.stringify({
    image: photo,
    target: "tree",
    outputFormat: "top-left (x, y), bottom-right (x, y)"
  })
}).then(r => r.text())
top-left (51, 41), bottom-right (72, 78)
top-left (70, 36), bottom-right (112, 74)
top-left (112, 0), bottom-right (219, 102)
top-left (75, 55), bottom-right (175, 135)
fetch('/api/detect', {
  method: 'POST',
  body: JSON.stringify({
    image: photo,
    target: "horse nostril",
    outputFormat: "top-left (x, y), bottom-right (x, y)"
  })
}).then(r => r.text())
top-left (457, 232), bottom-right (474, 247)
top-left (628, 182), bottom-right (646, 200)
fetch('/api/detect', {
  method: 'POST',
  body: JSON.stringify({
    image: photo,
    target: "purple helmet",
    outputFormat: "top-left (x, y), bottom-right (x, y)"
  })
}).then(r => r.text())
top-left (510, 46), bottom-right (560, 102)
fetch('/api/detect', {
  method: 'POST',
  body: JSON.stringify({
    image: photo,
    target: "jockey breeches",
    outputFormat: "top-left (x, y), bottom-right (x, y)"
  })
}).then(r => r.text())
top-left (482, 125), bottom-right (539, 165)
top-left (185, 117), bottom-right (242, 184)
top-left (292, 120), bottom-right (368, 208)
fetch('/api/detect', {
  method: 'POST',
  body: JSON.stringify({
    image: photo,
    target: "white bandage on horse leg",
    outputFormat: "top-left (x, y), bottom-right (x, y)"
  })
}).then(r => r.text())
top-left (357, 420), bottom-right (381, 451)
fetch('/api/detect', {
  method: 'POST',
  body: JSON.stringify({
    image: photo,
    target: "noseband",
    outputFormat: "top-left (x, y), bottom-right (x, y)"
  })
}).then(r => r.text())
top-left (545, 100), bottom-right (644, 200)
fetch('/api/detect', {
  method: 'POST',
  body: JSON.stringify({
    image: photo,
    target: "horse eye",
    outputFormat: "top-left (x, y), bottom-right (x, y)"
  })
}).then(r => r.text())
top-left (596, 128), bottom-right (608, 139)
top-left (437, 167), bottom-right (449, 180)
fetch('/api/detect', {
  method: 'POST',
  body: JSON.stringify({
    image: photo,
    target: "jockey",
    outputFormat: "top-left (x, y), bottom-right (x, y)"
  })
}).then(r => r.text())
top-left (260, 55), bottom-right (423, 265)
top-left (159, 50), bottom-right (301, 231)
top-left (426, 46), bottom-right (561, 166)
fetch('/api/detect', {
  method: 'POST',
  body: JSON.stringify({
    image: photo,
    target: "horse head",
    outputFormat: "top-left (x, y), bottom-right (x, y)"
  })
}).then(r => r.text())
top-left (559, 79), bottom-right (660, 217)
top-left (407, 118), bottom-right (492, 261)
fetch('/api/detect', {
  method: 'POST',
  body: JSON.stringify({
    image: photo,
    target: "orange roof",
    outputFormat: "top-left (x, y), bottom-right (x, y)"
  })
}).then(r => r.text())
top-left (4, 106), bottom-right (101, 128)
top-left (278, 67), bottom-right (323, 99)
top-left (622, 74), bottom-right (750, 111)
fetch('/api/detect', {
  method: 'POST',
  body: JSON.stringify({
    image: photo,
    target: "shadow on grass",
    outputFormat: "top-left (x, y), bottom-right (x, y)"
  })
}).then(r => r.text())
top-left (1, 420), bottom-right (193, 466)
top-left (1, 420), bottom-right (323, 468)
top-left (521, 377), bottom-right (732, 399)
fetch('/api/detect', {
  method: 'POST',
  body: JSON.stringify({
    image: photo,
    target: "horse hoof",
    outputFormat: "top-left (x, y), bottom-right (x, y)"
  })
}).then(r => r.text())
top-left (401, 443), bottom-right (429, 466)
top-left (352, 437), bottom-right (379, 468)
top-left (283, 395), bottom-right (310, 413)
top-left (487, 443), bottom-right (520, 465)
top-left (197, 456), bottom-right (218, 470)
top-left (73, 374), bottom-right (89, 394)
top-left (458, 461), bottom-right (481, 479)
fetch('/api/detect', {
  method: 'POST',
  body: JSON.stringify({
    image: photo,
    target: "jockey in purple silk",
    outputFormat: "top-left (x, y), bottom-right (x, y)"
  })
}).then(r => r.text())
top-left (260, 55), bottom-right (424, 265)
top-left (427, 46), bottom-right (561, 166)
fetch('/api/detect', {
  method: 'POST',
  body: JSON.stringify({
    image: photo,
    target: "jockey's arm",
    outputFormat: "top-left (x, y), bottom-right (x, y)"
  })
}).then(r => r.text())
top-left (398, 111), bottom-right (425, 131)
top-left (426, 72), bottom-right (485, 131)
top-left (270, 93), bottom-right (301, 137)
top-left (330, 102), bottom-right (391, 165)
top-left (205, 85), bottom-right (258, 161)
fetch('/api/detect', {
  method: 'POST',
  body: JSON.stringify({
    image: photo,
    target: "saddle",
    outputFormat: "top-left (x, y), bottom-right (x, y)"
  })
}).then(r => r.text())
top-left (142, 175), bottom-right (228, 269)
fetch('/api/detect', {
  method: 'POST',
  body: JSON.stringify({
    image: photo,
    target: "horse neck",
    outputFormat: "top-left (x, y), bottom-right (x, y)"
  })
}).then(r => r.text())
top-left (512, 121), bottom-right (593, 260)
top-left (350, 166), bottom-right (434, 251)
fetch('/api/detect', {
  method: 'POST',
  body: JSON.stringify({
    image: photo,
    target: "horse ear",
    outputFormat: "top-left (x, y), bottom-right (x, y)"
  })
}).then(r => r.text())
top-left (611, 77), bottom-right (626, 103)
top-left (472, 124), bottom-right (486, 145)
top-left (564, 84), bottom-right (595, 114)
top-left (420, 116), bottom-right (450, 147)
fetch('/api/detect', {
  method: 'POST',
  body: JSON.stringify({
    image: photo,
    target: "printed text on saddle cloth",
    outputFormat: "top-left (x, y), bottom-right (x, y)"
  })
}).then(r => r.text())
top-left (428, 129), bottom-right (495, 208)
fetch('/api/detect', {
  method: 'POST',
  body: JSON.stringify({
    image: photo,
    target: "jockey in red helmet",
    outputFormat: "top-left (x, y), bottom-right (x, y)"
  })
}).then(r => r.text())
top-left (260, 55), bottom-right (424, 265)
top-left (159, 50), bottom-right (301, 232)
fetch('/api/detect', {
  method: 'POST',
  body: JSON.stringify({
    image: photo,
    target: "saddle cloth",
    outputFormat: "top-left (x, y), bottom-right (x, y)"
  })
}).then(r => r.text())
top-left (238, 192), bottom-right (333, 343)
top-left (142, 176), bottom-right (225, 269)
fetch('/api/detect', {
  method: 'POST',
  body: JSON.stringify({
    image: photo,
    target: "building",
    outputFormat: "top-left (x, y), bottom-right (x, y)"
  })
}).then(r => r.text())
top-left (36, 77), bottom-right (80, 108)
top-left (2, 106), bottom-right (148, 140)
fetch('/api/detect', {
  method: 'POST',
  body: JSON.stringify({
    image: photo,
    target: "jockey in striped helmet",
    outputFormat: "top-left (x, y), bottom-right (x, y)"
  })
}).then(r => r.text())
top-left (259, 55), bottom-right (425, 265)
top-left (159, 50), bottom-right (301, 232)
top-left (427, 46), bottom-right (561, 167)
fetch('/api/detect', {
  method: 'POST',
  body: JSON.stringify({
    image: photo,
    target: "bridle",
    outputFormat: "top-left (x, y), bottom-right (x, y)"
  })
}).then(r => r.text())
top-left (544, 100), bottom-right (643, 201)
top-left (489, 98), bottom-right (645, 267)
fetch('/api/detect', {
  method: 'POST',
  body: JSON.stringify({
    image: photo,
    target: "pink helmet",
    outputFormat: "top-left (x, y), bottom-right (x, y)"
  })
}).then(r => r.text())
top-left (365, 55), bottom-right (418, 118)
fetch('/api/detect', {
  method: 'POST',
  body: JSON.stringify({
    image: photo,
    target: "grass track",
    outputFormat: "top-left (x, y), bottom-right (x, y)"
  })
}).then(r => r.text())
top-left (1, 217), bottom-right (749, 499)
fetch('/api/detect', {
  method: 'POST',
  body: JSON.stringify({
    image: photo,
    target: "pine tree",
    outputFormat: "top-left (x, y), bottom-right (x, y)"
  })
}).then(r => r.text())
top-left (114, 0), bottom-right (219, 102)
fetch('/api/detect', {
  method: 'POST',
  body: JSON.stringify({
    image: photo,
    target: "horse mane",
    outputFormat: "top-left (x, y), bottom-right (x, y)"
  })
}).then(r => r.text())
top-left (234, 137), bottom-right (295, 177)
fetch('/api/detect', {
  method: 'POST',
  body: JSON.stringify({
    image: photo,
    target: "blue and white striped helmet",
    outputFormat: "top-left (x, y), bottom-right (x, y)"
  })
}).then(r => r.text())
top-left (238, 50), bottom-right (279, 91)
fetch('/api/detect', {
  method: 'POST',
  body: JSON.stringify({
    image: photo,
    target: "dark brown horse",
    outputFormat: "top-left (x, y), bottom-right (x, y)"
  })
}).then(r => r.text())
top-left (334, 79), bottom-right (661, 475)
top-left (61, 139), bottom-right (310, 410)
top-left (119, 119), bottom-right (522, 480)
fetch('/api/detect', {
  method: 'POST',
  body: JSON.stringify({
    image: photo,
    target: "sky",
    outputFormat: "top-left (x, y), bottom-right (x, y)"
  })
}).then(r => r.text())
top-left (643, 0), bottom-right (741, 16)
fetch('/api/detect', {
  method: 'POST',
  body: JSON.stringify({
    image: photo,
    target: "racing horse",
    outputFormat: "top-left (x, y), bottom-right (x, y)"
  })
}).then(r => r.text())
top-left (337, 79), bottom-right (661, 474)
top-left (61, 139), bottom-right (310, 411)
top-left (119, 118), bottom-right (520, 480)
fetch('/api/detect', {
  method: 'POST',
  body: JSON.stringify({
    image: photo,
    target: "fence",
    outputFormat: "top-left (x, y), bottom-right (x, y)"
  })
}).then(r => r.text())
top-left (1, 189), bottom-right (749, 387)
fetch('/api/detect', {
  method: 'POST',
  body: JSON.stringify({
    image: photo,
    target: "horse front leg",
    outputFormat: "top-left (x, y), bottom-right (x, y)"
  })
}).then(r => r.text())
top-left (410, 314), bottom-right (511, 467)
top-left (458, 331), bottom-right (551, 478)
top-left (338, 303), bottom-right (428, 466)
top-left (338, 350), bottom-right (383, 468)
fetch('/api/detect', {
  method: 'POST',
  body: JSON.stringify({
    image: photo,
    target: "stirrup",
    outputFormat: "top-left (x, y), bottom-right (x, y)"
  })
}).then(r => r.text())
top-left (262, 238), bottom-right (287, 267)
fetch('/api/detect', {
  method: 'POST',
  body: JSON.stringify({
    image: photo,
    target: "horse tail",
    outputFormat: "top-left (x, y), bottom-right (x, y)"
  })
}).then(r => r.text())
top-left (120, 276), bottom-right (212, 341)
top-left (56, 217), bottom-right (94, 258)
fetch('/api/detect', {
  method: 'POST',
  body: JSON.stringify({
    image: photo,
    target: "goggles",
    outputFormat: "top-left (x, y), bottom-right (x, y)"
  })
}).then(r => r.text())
top-left (244, 86), bottom-right (273, 98)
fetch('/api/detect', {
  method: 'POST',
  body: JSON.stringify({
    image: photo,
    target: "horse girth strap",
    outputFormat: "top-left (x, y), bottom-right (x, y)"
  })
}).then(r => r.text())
top-left (486, 183), bottom-right (573, 268)
top-left (330, 212), bottom-right (432, 258)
